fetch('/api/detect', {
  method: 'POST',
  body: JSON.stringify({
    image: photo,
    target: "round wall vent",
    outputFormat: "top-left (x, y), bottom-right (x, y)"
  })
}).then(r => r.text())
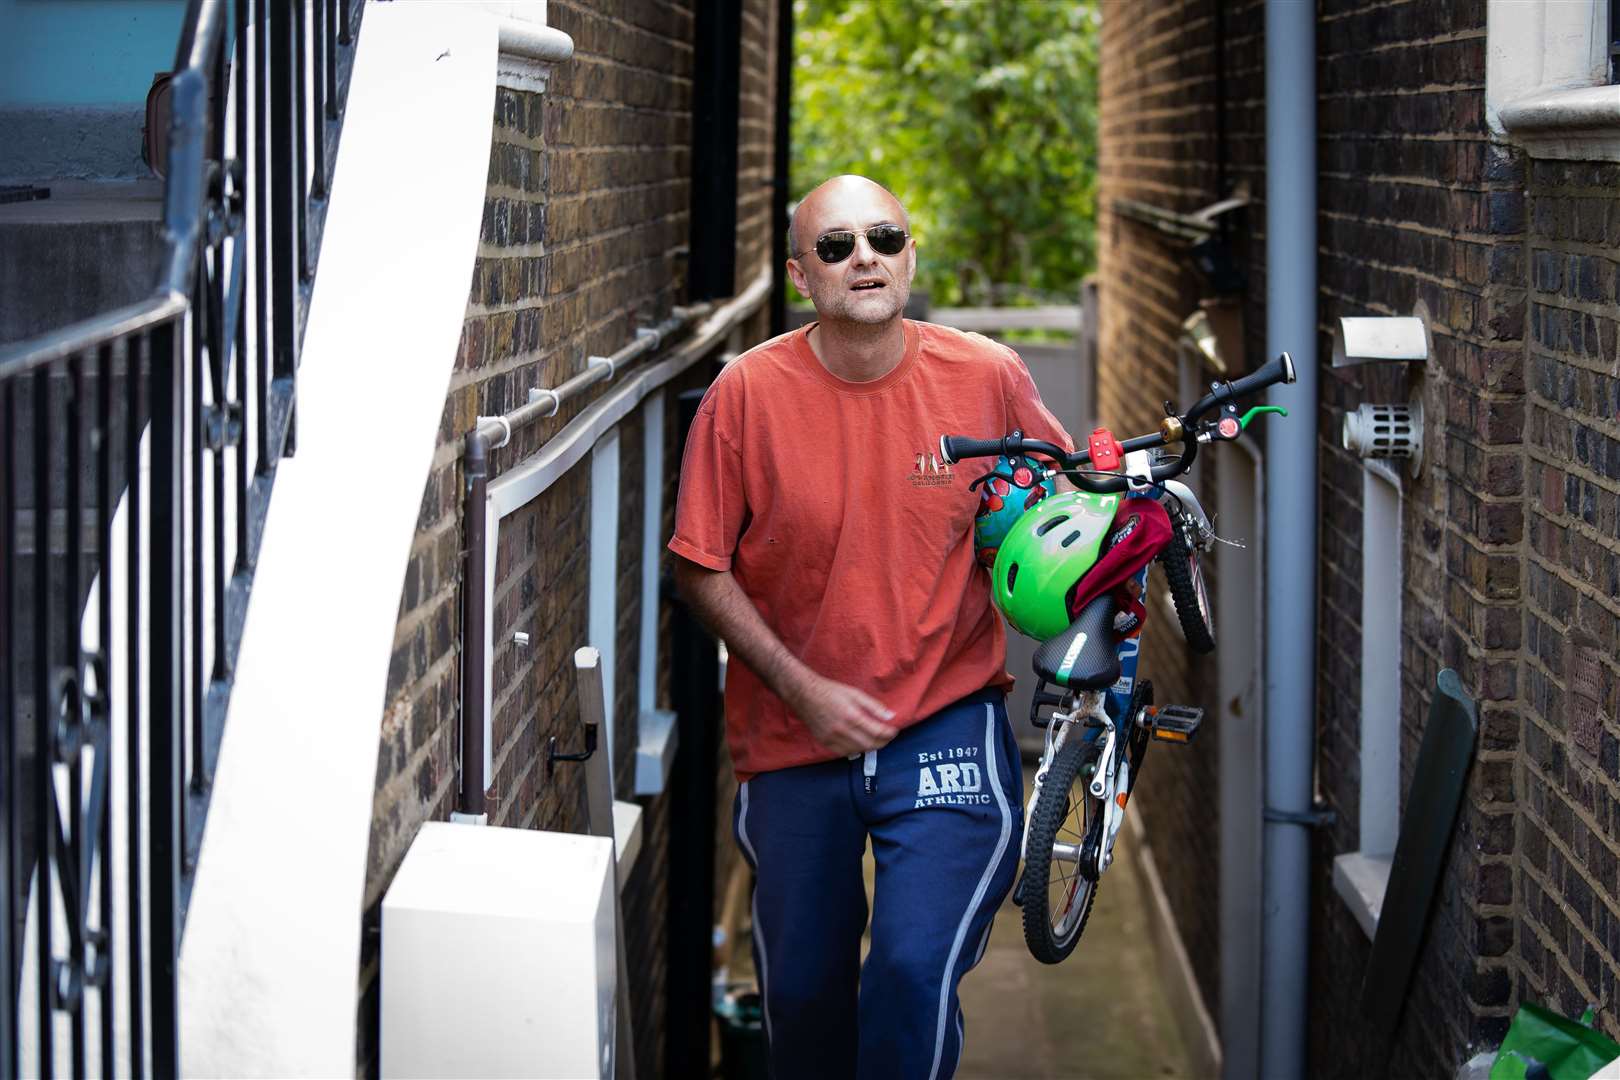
top-left (1342, 402), bottom-right (1423, 473)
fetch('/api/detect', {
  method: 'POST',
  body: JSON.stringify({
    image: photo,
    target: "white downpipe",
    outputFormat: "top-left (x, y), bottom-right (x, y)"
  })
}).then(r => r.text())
top-left (638, 389), bottom-right (666, 715)
top-left (588, 430), bottom-right (622, 775)
top-left (1261, 2), bottom-right (1318, 1077)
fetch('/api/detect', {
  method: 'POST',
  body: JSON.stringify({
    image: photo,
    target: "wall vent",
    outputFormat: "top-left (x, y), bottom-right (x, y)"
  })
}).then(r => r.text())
top-left (1342, 402), bottom-right (1422, 474)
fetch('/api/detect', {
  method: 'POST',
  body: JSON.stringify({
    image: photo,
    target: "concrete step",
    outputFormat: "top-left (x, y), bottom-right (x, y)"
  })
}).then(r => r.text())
top-left (0, 180), bottom-right (165, 346)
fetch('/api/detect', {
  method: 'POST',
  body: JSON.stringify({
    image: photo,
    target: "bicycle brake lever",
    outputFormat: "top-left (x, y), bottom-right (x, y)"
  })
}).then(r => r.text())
top-left (1239, 405), bottom-right (1288, 429)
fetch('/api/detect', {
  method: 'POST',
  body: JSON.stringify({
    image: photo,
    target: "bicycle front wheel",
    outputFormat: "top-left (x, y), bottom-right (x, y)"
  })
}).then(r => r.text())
top-left (1161, 524), bottom-right (1216, 654)
top-left (1022, 739), bottom-right (1104, 964)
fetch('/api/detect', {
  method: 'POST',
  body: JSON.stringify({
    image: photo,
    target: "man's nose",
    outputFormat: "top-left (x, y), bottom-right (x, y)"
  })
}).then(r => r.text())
top-left (849, 234), bottom-right (879, 265)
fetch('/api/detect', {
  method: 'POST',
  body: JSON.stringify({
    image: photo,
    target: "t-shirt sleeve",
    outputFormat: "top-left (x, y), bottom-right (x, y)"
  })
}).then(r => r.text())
top-left (1001, 345), bottom-right (1076, 453)
top-left (668, 396), bottom-right (746, 572)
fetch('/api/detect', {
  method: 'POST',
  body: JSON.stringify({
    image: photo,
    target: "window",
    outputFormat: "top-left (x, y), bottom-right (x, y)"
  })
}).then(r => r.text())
top-left (1332, 462), bottom-right (1404, 938)
top-left (634, 391), bottom-right (678, 796)
top-left (1487, 0), bottom-right (1620, 160)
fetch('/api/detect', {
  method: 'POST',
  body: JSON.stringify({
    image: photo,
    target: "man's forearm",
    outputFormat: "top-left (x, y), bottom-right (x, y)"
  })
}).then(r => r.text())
top-left (674, 560), bottom-right (815, 709)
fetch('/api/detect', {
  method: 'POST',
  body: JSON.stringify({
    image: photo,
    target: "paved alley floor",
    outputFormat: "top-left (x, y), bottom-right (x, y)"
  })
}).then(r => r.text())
top-left (724, 763), bottom-right (1201, 1079)
top-left (954, 809), bottom-right (1198, 1079)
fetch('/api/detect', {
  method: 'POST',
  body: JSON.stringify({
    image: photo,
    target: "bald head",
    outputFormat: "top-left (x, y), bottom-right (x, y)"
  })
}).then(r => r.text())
top-left (790, 175), bottom-right (910, 257)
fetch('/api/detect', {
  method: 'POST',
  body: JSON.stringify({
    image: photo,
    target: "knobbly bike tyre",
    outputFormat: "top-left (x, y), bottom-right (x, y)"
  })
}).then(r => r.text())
top-left (1022, 739), bottom-right (1104, 964)
top-left (1161, 526), bottom-right (1216, 654)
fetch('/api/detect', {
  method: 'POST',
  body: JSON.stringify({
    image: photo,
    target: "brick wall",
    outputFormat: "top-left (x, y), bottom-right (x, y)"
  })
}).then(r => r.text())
top-left (1100, 0), bottom-right (1620, 1073)
top-left (356, 2), bottom-right (780, 1074)
top-left (1310, 2), bottom-right (1515, 1071)
top-left (1518, 156), bottom-right (1620, 1034)
top-left (1096, 0), bottom-right (1252, 1021)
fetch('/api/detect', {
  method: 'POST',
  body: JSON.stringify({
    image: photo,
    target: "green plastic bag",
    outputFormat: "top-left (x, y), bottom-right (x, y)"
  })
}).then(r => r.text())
top-left (1489, 1004), bottom-right (1620, 1080)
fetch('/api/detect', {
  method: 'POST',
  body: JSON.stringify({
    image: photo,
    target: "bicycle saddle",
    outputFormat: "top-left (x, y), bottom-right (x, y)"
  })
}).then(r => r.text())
top-left (1032, 594), bottom-right (1122, 689)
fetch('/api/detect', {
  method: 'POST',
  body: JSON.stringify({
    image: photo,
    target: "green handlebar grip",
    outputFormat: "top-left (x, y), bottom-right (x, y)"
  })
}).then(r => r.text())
top-left (1240, 405), bottom-right (1289, 430)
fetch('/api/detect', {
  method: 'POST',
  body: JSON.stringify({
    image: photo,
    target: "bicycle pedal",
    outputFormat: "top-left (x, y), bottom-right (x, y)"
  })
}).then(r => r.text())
top-left (1151, 704), bottom-right (1204, 743)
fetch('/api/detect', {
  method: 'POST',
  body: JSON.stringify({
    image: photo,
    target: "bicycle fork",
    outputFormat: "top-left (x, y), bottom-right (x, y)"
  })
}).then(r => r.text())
top-left (1021, 690), bottom-right (1142, 881)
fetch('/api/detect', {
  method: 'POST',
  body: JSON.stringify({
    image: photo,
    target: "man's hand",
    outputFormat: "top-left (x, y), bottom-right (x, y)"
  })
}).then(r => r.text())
top-left (675, 559), bottom-right (898, 756)
top-left (786, 672), bottom-right (897, 757)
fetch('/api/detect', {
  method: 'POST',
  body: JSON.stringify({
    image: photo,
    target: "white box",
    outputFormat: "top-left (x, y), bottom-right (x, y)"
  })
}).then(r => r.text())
top-left (381, 822), bottom-right (617, 1078)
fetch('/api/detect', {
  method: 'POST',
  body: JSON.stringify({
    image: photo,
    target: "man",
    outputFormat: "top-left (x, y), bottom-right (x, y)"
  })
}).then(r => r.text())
top-left (669, 175), bottom-right (1073, 1079)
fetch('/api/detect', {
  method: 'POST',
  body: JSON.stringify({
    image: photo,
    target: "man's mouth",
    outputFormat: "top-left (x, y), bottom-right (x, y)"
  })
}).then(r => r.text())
top-left (850, 280), bottom-right (886, 291)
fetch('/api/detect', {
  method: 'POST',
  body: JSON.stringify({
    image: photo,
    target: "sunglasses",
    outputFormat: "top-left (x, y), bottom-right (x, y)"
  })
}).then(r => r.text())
top-left (797, 224), bottom-right (909, 264)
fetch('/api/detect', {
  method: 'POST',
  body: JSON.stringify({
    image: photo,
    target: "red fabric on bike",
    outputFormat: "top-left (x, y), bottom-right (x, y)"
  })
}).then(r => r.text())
top-left (1064, 496), bottom-right (1172, 623)
top-left (670, 320), bottom-right (1073, 780)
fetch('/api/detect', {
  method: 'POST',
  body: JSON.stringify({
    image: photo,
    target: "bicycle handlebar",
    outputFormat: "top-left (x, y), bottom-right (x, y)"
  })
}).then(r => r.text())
top-left (939, 351), bottom-right (1297, 494)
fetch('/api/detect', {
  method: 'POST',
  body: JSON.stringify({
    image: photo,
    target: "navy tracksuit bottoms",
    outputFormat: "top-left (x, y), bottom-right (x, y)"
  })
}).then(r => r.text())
top-left (732, 688), bottom-right (1023, 1080)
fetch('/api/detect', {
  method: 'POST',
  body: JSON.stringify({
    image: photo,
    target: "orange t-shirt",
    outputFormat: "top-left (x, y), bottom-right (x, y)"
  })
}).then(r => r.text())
top-left (669, 319), bottom-right (1073, 779)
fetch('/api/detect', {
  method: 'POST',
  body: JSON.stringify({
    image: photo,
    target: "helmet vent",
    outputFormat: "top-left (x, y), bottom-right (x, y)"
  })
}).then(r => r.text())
top-left (1006, 563), bottom-right (1019, 591)
top-left (1035, 514), bottom-right (1071, 537)
top-left (1060, 530), bottom-right (1083, 548)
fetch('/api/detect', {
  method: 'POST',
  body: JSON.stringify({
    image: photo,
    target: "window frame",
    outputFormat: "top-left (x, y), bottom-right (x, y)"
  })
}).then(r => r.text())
top-left (1331, 460), bottom-right (1405, 939)
top-left (1487, 0), bottom-right (1620, 161)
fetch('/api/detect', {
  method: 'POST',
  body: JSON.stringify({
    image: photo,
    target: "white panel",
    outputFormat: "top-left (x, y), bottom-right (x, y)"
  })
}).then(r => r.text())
top-left (1360, 466), bottom-right (1403, 857)
top-left (639, 390), bottom-right (665, 713)
top-left (590, 430), bottom-right (621, 775)
top-left (634, 708), bottom-right (678, 797)
top-left (611, 800), bottom-right (643, 892)
top-left (381, 823), bottom-right (615, 1078)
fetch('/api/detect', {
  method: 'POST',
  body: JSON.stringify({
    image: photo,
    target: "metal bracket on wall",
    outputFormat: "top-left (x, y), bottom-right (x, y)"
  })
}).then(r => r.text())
top-left (545, 725), bottom-right (597, 778)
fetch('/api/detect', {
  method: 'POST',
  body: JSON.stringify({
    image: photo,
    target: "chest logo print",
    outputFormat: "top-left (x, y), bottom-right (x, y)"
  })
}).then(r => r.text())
top-left (911, 451), bottom-right (955, 489)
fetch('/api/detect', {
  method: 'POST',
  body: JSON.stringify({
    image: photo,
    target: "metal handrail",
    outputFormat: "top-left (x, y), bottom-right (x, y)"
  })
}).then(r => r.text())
top-left (0, 294), bottom-right (187, 376)
top-left (1, 1), bottom-right (366, 1075)
top-left (459, 270), bottom-right (772, 820)
top-left (481, 305), bottom-right (711, 441)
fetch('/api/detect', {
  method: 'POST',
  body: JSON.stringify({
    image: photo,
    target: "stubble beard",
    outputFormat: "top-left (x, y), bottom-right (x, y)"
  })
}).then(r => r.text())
top-left (812, 277), bottom-right (912, 326)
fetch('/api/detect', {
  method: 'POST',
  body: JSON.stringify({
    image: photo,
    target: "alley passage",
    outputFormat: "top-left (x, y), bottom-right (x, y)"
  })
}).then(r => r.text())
top-left (955, 811), bottom-right (1196, 1079)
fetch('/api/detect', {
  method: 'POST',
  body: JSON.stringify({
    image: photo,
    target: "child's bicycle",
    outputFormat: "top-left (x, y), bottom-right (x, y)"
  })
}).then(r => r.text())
top-left (939, 351), bottom-right (1296, 963)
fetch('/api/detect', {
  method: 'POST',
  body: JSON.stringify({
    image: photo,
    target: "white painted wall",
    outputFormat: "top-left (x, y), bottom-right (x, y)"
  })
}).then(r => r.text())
top-left (176, 6), bottom-right (500, 1074)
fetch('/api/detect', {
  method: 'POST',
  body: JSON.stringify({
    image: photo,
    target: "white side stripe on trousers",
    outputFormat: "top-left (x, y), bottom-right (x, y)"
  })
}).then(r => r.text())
top-left (736, 781), bottom-right (774, 1048)
top-left (928, 704), bottom-right (1012, 1080)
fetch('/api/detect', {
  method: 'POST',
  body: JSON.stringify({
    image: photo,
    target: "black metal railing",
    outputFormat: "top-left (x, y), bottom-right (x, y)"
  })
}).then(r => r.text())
top-left (1, 1), bottom-right (363, 1075)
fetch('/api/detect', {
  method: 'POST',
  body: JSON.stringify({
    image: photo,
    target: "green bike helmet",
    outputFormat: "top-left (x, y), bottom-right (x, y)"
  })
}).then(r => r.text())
top-left (991, 490), bottom-right (1121, 640)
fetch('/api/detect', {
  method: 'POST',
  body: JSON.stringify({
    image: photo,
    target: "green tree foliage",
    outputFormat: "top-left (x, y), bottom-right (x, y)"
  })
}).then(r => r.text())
top-left (793, 0), bottom-right (1099, 308)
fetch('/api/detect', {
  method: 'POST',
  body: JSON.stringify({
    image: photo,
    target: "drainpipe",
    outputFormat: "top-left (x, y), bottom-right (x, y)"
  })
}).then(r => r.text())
top-left (1261, 2), bottom-right (1317, 1078)
top-left (456, 429), bottom-right (490, 823)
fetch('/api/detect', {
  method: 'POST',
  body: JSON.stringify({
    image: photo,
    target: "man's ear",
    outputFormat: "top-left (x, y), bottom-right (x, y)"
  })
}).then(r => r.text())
top-left (786, 257), bottom-right (811, 298)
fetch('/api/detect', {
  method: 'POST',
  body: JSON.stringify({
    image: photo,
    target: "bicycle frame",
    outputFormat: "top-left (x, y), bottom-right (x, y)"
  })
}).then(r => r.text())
top-left (1021, 547), bottom-right (1154, 877)
top-left (1019, 449), bottom-right (1220, 874)
top-left (946, 351), bottom-right (1296, 961)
